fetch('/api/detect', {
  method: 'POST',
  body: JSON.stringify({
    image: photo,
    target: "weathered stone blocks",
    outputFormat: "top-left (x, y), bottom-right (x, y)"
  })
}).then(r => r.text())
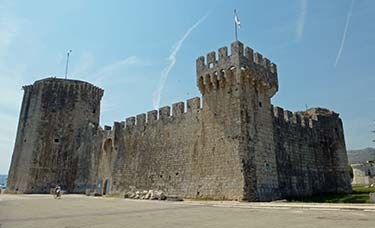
top-left (7, 41), bottom-right (352, 202)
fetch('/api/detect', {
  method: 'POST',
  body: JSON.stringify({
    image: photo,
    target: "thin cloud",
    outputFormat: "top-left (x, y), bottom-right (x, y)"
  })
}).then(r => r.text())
top-left (296, 0), bottom-right (307, 41)
top-left (93, 56), bottom-right (140, 84)
top-left (101, 102), bottom-right (119, 113)
top-left (0, 8), bottom-right (18, 60)
top-left (71, 52), bottom-right (95, 79)
top-left (0, 6), bottom-right (25, 120)
top-left (152, 12), bottom-right (210, 109)
top-left (0, 21), bottom-right (17, 59)
top-left (334, 0), bottom-right (355, 67)
top-left (0, 3), bottom-right (23, 174)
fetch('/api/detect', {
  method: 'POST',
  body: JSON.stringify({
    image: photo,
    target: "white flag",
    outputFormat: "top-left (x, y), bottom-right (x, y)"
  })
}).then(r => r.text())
top-left (234, 10), bottom-right (240, 28)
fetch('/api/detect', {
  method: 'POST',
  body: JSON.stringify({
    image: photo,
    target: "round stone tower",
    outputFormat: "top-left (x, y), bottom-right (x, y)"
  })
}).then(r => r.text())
top-left (7, 77), bottom-right (103, 193)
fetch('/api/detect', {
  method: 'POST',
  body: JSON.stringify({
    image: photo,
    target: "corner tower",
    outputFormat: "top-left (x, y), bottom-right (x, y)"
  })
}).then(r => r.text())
top-left (7, 78), bottom-right (103, 193)
top-left (196, 41), bottom-right (280, 201)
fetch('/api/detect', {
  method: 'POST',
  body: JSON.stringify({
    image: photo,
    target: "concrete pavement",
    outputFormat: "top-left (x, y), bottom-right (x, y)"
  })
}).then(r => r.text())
top-left (0, 194), bottom-right (374, 228)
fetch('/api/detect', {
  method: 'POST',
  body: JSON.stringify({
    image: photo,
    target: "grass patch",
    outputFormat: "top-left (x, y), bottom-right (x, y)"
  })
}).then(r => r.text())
top-left (286, 185), bottom-right (375, 203)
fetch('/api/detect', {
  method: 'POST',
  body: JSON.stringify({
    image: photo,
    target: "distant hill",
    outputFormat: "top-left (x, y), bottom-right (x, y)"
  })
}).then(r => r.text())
top-left (347, 148), bottom-right (375, 164)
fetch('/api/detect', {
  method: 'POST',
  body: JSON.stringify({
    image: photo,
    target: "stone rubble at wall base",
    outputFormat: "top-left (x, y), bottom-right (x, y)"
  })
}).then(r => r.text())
top-left (124, 189), bottom-right (167, 200)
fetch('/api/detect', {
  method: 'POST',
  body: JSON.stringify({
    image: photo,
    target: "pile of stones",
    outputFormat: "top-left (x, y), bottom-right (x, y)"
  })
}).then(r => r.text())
top-left (123, 189), bottom-right (183, 201)
top-left (124, 189), bottom-right (167, 200)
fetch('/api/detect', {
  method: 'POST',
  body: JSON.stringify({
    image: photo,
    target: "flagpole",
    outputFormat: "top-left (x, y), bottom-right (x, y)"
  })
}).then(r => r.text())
top-left (235, 21), bottom-right (238, 41)
top-left (234, 10), bottom-right (238, 41)
top-left (65, 50), bottom-right (72, 79)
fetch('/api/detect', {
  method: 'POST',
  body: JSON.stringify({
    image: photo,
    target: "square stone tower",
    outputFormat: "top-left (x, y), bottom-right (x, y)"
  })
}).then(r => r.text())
top-left (196, 41), bottom-right (280, 201)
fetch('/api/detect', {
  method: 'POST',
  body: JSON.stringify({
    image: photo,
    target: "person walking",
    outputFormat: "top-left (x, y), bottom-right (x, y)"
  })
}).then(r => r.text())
top-left (55, 185), bottom-right (62, 199)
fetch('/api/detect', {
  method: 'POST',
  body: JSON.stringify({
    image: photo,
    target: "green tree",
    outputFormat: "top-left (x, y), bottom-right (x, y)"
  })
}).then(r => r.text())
top-left (348, 165), bottom-right (353, 179)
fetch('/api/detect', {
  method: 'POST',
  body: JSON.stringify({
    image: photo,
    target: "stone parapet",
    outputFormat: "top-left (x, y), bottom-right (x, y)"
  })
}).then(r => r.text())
top-left (196, 41), bottom-right (278, 97)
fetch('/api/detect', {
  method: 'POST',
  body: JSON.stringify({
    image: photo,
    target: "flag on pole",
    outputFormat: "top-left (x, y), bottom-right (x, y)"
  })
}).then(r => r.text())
top-left (234, 10), bottom-right (241, 28)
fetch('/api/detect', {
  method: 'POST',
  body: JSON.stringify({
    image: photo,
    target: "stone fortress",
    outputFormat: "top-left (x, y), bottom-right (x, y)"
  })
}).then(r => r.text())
top-left (7, 41), bottom-right (352, 201)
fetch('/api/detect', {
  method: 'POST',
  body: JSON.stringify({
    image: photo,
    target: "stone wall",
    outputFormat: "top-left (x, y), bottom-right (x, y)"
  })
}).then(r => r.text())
top-left (7, 78), bottom-right (103, 193)
top-left (7, 41), bottom-right (352, 201)
top-left (98, 96), bottom-right (245, 200)
top-left (273, 107), bottom-right (352, 197)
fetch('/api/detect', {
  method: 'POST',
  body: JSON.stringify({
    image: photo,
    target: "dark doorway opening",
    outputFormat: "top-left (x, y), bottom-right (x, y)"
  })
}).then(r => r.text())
top-left (103, 179), bottom-right (110, 195)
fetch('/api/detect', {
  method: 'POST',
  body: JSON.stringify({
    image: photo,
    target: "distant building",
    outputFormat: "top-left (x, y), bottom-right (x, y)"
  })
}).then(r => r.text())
top-left (351, 161), bottom-right (375, 185)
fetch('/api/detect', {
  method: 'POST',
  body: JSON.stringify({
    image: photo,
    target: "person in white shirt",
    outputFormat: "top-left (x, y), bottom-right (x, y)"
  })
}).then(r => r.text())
top-left (55, 185), bottom-right (61, 199)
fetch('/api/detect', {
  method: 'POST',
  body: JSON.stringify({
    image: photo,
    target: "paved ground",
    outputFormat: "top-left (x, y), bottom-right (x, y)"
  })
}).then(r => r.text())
top-left (0, 194), bottom-right (374, 228)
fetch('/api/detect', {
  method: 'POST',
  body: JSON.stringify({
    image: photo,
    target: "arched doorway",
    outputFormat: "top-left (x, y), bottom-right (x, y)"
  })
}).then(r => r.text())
top-left (100, 138), bottom-right (113, 195)
top-left (101, 138), bottom-right (113, 175)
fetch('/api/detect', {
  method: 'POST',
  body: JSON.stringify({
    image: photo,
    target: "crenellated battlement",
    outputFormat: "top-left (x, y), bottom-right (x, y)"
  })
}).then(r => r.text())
top-left (196, 41), bottom-right (278, 97)
top-left (27, 77), bottom-right (104, 100)
top-left (120, 97), bottom-right (201, 129)
top-left (272, 106), bottom-right (340, 130)
top-left (272, 106), bottom-right (316, 129)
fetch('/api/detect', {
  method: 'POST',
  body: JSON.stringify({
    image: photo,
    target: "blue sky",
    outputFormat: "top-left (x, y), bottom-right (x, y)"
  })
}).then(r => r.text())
top-left (0, 0), bottom-right (374, 174)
